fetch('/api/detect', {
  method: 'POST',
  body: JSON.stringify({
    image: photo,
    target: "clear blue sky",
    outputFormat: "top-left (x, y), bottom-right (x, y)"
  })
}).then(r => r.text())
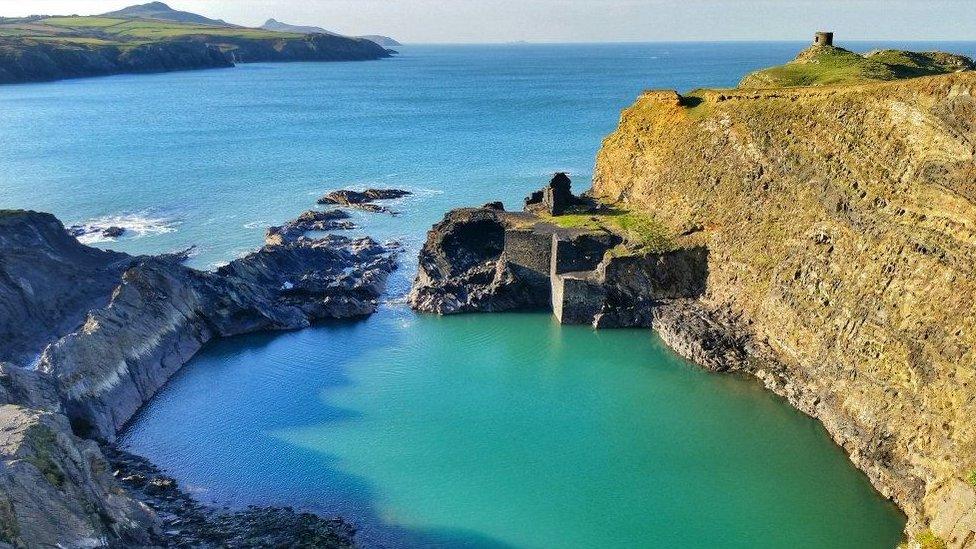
top-left (2, 1), bottom-right (974, 43)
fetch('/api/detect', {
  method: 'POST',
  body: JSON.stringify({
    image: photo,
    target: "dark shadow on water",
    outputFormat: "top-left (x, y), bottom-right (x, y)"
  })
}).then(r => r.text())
top-left (119, 309), bottom-right (519, 548)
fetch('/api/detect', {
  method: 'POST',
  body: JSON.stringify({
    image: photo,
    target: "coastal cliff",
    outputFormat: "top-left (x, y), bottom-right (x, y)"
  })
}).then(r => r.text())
top-left (593, 73), bottom-right (976, 546)
top-left (407, 59), bottom-right (976, 546)
top-left (0, 209), bottom-right (396, 546)
top-left (0, 6), bottom-right (391, 85)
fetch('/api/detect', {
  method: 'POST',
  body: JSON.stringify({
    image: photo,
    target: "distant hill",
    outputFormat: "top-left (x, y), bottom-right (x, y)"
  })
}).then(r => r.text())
top-left (740, 43), bottom-right (974, 88)
top-left (359, 35), bottom-right (401, 47)
top-left (261, 18), bottom-right (402, 47)
top-left (0, 8), bottom-right (391, 85)
top-left (261, 18), bottom-right (335, 36)
top-left (101, 2), bottom-right (231, 27)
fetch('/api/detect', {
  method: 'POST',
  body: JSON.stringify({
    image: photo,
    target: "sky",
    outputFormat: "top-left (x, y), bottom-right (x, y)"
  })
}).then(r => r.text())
top-left (1, 1), bottom-right (974, 43)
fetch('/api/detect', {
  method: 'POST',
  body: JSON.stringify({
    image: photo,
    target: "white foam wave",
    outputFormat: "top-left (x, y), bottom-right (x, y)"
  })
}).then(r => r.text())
top-left (72, 212), bottom-right (181, 244)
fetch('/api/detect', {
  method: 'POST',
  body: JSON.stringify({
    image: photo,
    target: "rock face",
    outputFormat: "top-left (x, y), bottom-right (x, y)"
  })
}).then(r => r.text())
top-left (0, 211), bottom-right (133, 366)
top-left (0, 39), bottom-right (233, 85)
top-left (0, 364), bottom-right (156, 548)
top-left (40, 232), bottom-right (396, 443)
top-left (317, 188), bottom-right (412, 215)
top-left (593, 72), bottom-right (976, 546)
top-left (408, 198), bottom-right (707, 325)
top-left (0, 209), bottom-right (397, 546)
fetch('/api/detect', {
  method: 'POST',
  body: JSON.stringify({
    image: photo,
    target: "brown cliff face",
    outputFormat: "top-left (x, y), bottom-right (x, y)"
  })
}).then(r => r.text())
top-left (593, 74), bottom-right (976, 546)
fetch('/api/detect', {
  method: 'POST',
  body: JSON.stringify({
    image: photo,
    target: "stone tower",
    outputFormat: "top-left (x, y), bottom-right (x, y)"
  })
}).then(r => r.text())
top-left (814, 32), bottom-right (834, 47)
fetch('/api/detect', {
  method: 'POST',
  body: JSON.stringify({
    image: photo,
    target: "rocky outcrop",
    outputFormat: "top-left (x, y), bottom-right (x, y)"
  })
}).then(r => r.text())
top-left (0, 208), bottom-right (397, 546)
top-left (67, 225), bottom-right (125, 239)
top-left (0, 363), bottom-right (156, 548)
top-left (409, 207), bottom-right (553, 313)
top-left (40, 231), bottom-right (397, 443)
top-left (593, 72), bottom-right (976, 546)
top-left (266, 209), bottom-right (355, 244)
top-left (408, 191), bottom-right (710, 326)
top-left (317, 188), bottom-right (412, 215)
top-left (0, 211), bottom-right (133, 366)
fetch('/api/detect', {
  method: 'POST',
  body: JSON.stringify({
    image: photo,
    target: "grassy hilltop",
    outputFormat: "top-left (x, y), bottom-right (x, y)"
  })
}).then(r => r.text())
top-left (0, 15), bottom-right (304, 48)
top-left (740, 43), bottom-right (975, 88)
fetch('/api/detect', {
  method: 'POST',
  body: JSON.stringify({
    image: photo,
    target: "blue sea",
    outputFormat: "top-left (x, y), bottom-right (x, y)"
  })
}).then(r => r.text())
top-left (5, 42), bottom-right (969, 547)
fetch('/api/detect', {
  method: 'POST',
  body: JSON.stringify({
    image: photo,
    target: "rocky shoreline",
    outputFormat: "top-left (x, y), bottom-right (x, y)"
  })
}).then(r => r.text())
top-left (104, 447), bottom-right (356, 548)
top-left (0, 204), bottom-right (398, 547)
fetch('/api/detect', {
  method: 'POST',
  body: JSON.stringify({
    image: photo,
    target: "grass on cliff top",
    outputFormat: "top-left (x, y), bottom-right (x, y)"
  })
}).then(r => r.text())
top-left (739, 45), bottom-right (974, 88)
top-left (543, 207), bottom-right (675, 253)
top-left (0, 16), bottom-right (301, 45)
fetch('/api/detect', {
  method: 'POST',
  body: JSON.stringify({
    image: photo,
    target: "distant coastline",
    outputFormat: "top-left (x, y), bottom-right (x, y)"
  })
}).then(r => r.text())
top-left (0, 3), bottom-right (395, 85)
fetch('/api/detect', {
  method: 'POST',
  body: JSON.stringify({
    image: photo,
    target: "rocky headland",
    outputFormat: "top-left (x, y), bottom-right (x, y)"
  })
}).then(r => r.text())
top-left (0, 207), bottom-right (397, 547)
top-left (409, 45), bottom-right (976, 547)
top-left (0, 3), bottom-right (392, 85)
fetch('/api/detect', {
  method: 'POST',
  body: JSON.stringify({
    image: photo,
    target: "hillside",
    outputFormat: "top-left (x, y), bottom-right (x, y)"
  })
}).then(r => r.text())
top-left (740, 43), bottom-right (974, 87)
top-left (594, 70), bottom-right (976, 547)
top-left (101, 1), bottom-right (231, 26)
top-left (261, 18), bottom-right (402, 47)
top-left (0, 5), bottom-right (390, 84)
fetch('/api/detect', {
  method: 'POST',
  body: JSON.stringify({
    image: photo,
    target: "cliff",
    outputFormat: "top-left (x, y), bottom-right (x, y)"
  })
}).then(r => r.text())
top-left (593, 73), bottom-right (976, 546)
top-left (0, 210), bottom-right (397, 546)
top-left (0, 11), bottom-right (391, 85)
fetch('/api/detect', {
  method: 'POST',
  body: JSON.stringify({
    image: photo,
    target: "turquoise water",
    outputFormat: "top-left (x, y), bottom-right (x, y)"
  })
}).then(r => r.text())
top-left (1, 42), bottom-right (959, 547)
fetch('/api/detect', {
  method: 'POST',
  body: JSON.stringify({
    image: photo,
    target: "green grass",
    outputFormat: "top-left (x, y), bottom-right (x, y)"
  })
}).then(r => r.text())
top-left (31, 36), bottom-right (119, 46)
top-left (915, 530), bottom-right (948, 549)
top-left (40, 16), bottom-right (128, 28)
top-left (105, 20), bottom-right (299, 40)
top-left (544, 208), bottom-right (675, 252)
top-left (740, 45), bottom-right (974, 88)
top-left (0, 15), bottom-right (303, 46)
top-left (24, 425), bottom-right (65, 489)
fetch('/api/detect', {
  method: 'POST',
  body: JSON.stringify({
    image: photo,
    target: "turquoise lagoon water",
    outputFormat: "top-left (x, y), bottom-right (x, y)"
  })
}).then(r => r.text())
top-left (1, 42), bottom-right (964, 547)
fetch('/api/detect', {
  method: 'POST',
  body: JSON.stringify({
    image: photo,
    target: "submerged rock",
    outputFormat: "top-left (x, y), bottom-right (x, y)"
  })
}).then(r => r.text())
top-left (104, 447), bottom-right (355, 548)
top-left (317, 188), bottom-right (411, 214)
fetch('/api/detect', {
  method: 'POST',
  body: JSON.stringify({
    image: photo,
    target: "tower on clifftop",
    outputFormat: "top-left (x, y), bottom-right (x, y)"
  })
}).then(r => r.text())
top-left (814, 32), bottom-right (834, 46)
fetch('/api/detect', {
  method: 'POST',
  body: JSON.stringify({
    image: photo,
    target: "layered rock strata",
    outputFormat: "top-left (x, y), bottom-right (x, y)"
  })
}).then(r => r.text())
top-left (591, 72), bottom-right (976, 546)
top-left (0, 209), bottom-right (396, 546)
top-left (413, 73), bottom-right (976, 546)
